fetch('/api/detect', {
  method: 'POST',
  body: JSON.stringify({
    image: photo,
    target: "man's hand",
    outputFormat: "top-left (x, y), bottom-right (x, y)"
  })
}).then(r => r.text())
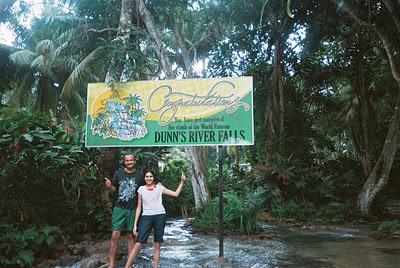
top-left (104, 177), bottom-right (112, 188)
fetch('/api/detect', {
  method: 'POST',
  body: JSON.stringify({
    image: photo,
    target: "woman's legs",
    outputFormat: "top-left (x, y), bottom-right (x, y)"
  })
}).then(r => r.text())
top-left (153, 242), bottom-right (161, 268)
top-left (152, 214), bottom-right (166, 267)
top-left (124, 242), bottom-right (142, 268)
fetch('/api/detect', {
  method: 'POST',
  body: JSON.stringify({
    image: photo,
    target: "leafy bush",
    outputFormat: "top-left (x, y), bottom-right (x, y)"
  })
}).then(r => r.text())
top-left (271, 201), bottom-right (317, 221)
top-left (0, 221), bottom-right (60, 267)
top-left (192, 198), bottom-right (219, 232)
top-left (159, 148), bottom-right (194, 218)
top-left (193, 187), bottom-right (266, 235)
top-left (377, 220), bottom-right (400, 233)
top-left (316, 201), bottom-right (357, 223)
top-left (0, 108), bottom-right (108, 236)
top-left (270, 200), bottom-right (357, 223)
top-left (243, 152), bottom-right (361, 223)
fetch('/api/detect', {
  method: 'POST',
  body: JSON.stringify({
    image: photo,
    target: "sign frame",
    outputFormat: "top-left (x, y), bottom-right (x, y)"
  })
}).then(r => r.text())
top-left (85, 77), bottom-right (254, 147)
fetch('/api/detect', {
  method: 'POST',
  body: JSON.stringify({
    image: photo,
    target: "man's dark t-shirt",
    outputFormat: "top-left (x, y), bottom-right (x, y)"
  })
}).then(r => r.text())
top-left (112, 169), bottom-right (144, 210)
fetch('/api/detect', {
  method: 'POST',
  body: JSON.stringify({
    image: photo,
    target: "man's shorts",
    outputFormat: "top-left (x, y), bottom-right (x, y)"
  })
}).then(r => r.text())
top-left (111, 207), bottom-right (135, 231)
top-left (137, 214), bottom-right (166, 243)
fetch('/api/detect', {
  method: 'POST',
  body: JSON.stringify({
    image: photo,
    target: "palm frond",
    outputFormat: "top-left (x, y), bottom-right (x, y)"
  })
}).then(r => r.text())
top-left (30, 55), bottom-right (56, 79)
top-left (9, 50), bottom-right (37, 66)
top-left (7, 16), bottom-right (33, 46)
top-left (35, 39), bottom-right (55, 55)
top-left (65, 91), bottom-right (86, 119)
top-left (61, 46), bottom-right (106, 100)
top-left (44, 14), bottom-right (87, 25)
top-left (55, 28), bottom-right (75, 45)
top-left (61, 57), bottom-right (79, 71)
top-left (50, 28), bottom-right (76, 62)
top-left (51, 41), bottom-right (70, 64)
top-left (30, 55), bottom-right (45, 70)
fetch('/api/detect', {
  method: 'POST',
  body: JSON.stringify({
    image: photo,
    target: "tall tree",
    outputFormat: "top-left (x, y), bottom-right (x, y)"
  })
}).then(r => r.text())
top-left (330, 0), bottom-right (400, 217)
top-left (135, 0), bottom-right (221, 209)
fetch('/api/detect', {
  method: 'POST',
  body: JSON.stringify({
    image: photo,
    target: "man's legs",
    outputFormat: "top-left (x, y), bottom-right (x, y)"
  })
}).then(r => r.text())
top-left (127, 232), bottom-right (134, 254)
top-left (110, 207), bottom-right (127, 267)
top-left (153, 242), bottom-right (161, 268)
top-left (126, 209), bottom-right (136, 255)
top-left (109, 231), bottom-right (121, 268)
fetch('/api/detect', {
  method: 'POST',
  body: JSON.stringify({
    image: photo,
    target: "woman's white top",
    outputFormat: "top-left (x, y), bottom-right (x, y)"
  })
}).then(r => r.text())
top-left (138, 184), bottom-right (166, 216)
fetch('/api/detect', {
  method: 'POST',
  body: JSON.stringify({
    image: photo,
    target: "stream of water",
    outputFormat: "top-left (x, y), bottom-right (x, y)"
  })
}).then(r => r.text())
top-left (120, 219), bottom-right (400, 267)
top-left (64, 219), bottom-right (400, 267)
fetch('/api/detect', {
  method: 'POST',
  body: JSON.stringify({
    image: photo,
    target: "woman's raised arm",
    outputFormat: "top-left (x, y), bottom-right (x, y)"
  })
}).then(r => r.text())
top-left (163, 173), bottom-right (186, 197)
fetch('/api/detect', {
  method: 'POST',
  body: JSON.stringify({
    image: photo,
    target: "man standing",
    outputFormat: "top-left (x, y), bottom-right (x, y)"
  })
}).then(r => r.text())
top-left (104, 154), bottom-right (144, 268)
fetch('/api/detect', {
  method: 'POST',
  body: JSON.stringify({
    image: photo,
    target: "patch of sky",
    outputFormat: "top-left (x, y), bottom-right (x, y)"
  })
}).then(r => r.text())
top-left (0, 0), bottom-right (73, 46)
top-left (0, 0), bottom-right (44, 46)
top-left (287, 24), bottom-right (306, 55)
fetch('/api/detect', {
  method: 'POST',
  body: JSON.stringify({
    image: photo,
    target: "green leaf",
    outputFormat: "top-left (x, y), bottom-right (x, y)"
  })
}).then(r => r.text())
top-left (46, 236), bottom-right (54, 246)
top-left (0, 137), bottom-right (13, 143)
top-left (17, 250), bottom-right (34, 266)
top-left (31, 132), bottom-right (56, 141)
top-left (286, 0), bottom-right (294, 18)
top-left (22, 133), bottom-right (33, 142)
top-left (43, 226), bottom-right (61, 236)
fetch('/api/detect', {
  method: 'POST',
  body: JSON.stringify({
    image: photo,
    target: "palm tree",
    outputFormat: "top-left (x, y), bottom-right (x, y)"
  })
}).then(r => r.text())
top-left (10, 24), bottom-right (106, 117)
top-left (10, 38), bottom-right (59, 112)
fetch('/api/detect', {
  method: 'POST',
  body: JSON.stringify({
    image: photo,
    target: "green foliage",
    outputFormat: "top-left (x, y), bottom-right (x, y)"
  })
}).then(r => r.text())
top-left (192, 198), bottom-right (219, 232)
top-left (158, 148), bottom-right (194, 217)
top-left (0, 107), bottom-right (109, 239)
top-left (271, 201), bottom-right (317, 221)
top-left (0, 221), bottom-right (60, 267)
top-left (193, 188), bottom-right (266, 235)
top-left (377, 220), bottom-right (400, 233)
top-left (270, 201), bottom-right (357, 223)
top-left (240, 153), bottom-right (362, 223)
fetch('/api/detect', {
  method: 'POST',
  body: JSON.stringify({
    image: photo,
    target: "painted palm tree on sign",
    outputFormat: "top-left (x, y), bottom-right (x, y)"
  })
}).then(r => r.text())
top-left (124, 93), bottom-right (142, 112)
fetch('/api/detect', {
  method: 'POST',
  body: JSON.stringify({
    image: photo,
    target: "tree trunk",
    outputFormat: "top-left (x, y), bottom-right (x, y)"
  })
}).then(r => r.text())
top-left (172, 24), bottom-right (193, 78)
top-left (354, 60), bottom-right (373, 176)
top-left (357, 91), bottom-right (400, 216)
top-left (97, 148), bottom-right (120, 217)
top-left (274, 39), bottom-right (285, 140)
top-left (264, 84), bottom-right (275, 162)
top-left (333, 0), bottom-right (400, 216)
top-left (185, 146), bottom-right (210, 210)
top-left (119, 0), bottom-right (133, 40)
top-left (265, 14), bottom-right (286, 161)
top-left (37, 75), bottom-right (56, 113)
top-left (98, 0), bottom-right (134, 217)
top-left (136, 0), bottom-right (210, 210)
top-left (136, 0), bottom-right (174, 79)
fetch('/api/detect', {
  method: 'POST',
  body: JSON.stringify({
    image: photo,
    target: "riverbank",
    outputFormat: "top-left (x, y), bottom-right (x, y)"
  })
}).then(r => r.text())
top-left (39, 218), bottom-right (400, 268)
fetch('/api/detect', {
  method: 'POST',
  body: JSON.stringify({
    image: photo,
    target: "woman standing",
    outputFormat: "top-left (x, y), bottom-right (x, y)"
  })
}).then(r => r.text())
top-left (125, 171), bottom-right (186, 268)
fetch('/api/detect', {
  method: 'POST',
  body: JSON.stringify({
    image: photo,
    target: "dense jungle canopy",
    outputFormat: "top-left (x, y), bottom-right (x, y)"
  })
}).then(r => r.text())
top-left (1, 0), bottom-right (400, 266)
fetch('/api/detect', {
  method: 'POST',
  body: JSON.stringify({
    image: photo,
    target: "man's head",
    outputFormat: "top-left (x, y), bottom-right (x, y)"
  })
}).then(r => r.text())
top-left (124, 154), bottom-right (136, 171)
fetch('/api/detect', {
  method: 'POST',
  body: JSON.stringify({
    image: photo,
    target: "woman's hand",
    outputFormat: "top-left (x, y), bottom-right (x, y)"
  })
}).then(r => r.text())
top-left (181, 173), bottom-right (186, 183)
top-left (133, 226), bottom-right (138, 237)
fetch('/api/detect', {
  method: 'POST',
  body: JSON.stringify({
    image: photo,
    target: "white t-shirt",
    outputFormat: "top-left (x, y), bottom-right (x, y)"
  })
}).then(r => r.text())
top-left (138, 184), bottom-right (166, 216)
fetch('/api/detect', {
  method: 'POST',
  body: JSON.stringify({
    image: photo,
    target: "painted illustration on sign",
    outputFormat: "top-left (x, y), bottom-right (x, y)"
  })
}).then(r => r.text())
top-left (86, 77), bottom-right (253, 147)
top-left (91, 90), bottom-right (148, 141)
